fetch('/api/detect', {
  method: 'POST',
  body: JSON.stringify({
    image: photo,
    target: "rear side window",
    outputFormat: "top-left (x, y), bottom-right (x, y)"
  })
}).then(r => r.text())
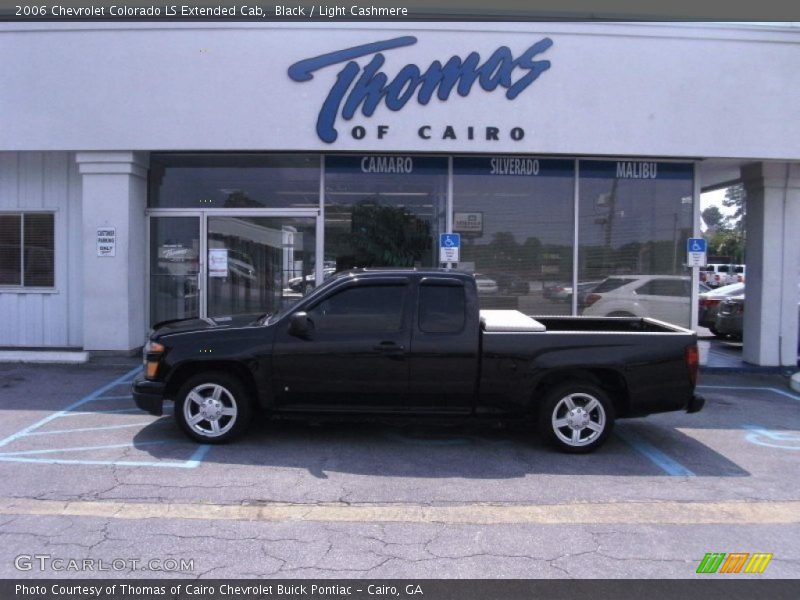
top-left (592, 278), bottom-right (633, 293)
top-left (419, 284), bottom-right (466, 333)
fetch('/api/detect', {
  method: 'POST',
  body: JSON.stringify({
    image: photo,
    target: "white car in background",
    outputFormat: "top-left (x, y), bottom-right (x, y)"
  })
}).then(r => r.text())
top-left (582, 275), bottom-right (694, 327)
top-left (474, 273), bottom-right (499, 294)
top-left (700, 263), bottom-right (745, 288)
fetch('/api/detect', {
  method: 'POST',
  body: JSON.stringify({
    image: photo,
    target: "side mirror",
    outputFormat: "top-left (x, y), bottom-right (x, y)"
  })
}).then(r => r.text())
top-left (288, 312), bottom-right (313, 338)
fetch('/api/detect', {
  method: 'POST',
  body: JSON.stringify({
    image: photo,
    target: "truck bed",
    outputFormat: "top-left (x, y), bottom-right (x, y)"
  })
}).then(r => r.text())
top-left (479, 314), bottom-right (696, 418)
top-left (529, 316), bottom-right (690, 334)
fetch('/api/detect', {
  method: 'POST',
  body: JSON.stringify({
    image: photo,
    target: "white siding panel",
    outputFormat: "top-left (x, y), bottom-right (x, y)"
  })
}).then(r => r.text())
top-left (0, 151), bottom-right (81, 348)
top-left (66, 154), bottom-right (82, 346)
top-left (0, 153), bottom-right (18, 207)
top-left (0, 295), bottom-right (16, 345)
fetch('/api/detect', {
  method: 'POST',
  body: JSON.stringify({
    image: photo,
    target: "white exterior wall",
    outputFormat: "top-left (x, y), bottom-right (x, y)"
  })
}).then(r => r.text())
top-left (0, 22), bottom-right (798, 357)
top-left (0, 22), bottom-right (798, 159)
top-left (741, 162), bottom-right (800, 367)
top-left (0, 152), bottom-right (82, 348)
top-left (77, 152), bottom-right (148, 353)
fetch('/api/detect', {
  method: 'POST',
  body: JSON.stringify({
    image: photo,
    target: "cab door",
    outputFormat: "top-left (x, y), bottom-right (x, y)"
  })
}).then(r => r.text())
top-left (271, 278), bottom-right (412, 411)
top-left (407, 277), bottom-right (480, 412)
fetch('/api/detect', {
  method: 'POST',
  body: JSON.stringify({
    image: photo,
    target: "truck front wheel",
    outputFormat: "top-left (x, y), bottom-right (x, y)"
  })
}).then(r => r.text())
top-left (538, 383), bottom-right (615, 453)
top-left (174, 372), bottom-right (253, 444)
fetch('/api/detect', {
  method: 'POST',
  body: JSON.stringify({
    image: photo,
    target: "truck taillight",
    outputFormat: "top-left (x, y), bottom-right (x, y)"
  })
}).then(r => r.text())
top-left (585, 293), bottom-right (601, 307)
top-left (685, 344), bottom-right (699, 387)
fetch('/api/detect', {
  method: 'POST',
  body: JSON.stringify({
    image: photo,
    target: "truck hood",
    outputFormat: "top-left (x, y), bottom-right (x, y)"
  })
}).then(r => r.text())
top-left (152, 313), bottom-right (264, 338)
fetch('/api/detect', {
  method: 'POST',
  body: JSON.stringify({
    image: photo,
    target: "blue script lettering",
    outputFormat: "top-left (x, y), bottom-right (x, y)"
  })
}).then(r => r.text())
top-left (288, 36), bottom-right (554, 143)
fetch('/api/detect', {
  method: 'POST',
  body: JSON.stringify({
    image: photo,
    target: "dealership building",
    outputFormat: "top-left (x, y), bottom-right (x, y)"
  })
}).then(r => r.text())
top-left (0, 21), bottom-right (798, 366)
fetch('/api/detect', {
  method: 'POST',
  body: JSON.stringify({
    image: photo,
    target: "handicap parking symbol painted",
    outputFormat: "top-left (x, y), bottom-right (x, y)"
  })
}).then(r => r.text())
top-left (743, 425), bottom-right (800, 450)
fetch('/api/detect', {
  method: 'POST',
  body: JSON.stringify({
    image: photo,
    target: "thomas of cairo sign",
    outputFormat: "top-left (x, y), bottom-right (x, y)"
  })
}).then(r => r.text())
top-left (288, 36), bottom-right (554, 143)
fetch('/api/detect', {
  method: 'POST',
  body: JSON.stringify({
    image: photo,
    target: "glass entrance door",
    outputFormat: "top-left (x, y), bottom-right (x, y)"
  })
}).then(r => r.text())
top-left (149, 212), bottom-right (319, 326)
top-left (205, 215), bottom-right (317, 318)
top-left (149, 216), bottom-right (201, 326)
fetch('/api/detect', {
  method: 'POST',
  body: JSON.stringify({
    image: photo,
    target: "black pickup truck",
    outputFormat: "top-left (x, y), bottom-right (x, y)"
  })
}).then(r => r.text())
top-left (133, 268), bottom-right (704, 453)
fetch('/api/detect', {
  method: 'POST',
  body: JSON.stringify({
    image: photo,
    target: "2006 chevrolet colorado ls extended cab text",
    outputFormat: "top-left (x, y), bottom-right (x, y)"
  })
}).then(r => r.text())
top-left (133, 268), bottom-right (704, 453)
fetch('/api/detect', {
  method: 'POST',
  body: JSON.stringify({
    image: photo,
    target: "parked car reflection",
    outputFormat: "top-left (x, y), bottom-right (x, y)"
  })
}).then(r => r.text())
top-left (581, 275), bottom-right (701, 327)
top-left (486, 271), bottom-right (530, 295)
top-left (715, 284), bottom-right (800, 345)
top-left (474, 273), bottom-right (499, 295)
top-left (714, 295), bottom-right (745, 340)
top-left (287, 267), bottom-right (337, 295)
top-left (698, 282), bottom-right (745, 336)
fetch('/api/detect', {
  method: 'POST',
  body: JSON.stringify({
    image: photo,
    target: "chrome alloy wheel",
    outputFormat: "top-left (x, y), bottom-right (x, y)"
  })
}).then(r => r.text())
top-left (551, 392), bottom-right (607, 448)
top-left (182, 383), bottom-right (238, 438)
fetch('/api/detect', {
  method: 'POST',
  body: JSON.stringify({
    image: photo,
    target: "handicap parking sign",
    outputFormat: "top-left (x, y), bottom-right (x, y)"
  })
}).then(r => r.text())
top-left (440, 233), bottom-right (461, 263)
top-left (686, 237), bottom-right (707, 267)
top-left (687, 238), bottom-right (707, 253)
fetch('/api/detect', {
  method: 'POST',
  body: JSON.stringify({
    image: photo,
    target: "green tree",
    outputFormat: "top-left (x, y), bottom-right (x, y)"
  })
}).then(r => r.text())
top-left (723, 183), bottom-right (746, 232)
top-left (708, 229), bottom-right (745, 263)
top-left (347, 200), bottom-right (432, 267)
top-left (702, 206), bottom-right (725, 232)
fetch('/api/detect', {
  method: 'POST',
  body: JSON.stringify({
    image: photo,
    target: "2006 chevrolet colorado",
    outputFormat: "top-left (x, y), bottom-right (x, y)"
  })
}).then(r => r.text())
top-left (133, 268), bottom-right (704, 453)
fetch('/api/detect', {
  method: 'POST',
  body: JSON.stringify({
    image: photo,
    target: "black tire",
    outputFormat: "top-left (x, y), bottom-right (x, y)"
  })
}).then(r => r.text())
top-left (174, 371), bottom-right (253, 444)
top-left (537, 382), bottom-right (615, 453)
top-left (709, 326), bottom-right (721, 337)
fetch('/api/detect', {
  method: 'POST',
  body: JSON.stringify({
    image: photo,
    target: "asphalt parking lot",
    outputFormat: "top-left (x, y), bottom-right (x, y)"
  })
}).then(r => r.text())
top-left (0, 361), bottom-right (798, 579)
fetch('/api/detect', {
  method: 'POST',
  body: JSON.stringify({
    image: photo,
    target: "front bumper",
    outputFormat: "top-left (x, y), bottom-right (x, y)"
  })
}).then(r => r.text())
top-left (132, 376), bottom-right (166, 416)
top-left (686, 394), bottom-right (705, 414)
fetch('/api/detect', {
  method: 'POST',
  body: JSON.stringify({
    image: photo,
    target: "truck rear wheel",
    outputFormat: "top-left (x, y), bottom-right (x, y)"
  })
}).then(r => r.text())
top-left (174, 372), bottom-right (253, 444)
top-left (538, 382), bottom-right (615, 453)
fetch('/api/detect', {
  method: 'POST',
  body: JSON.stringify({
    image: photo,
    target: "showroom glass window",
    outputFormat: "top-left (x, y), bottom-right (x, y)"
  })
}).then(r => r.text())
top-left (452, 157), bottom-right (575, 312)
top-left (0, 213), bottom-right (55, 288)
top-left (578, 161), bottom-right (694, 326)
top-left (324, 155), bottom-right (447, 270)
top-left (149, 154), bottom-right (320, 209)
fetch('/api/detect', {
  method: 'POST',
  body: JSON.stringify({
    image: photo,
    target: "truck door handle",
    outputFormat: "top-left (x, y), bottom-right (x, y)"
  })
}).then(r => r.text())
top-left (373, 342), bottom-right (405, 352)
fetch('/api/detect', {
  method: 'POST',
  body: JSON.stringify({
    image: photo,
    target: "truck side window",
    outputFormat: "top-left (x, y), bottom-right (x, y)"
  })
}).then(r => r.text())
top-left (308, 284), bottom-right (406, 333)
top-left (419, 284), bottom-right (466, 333)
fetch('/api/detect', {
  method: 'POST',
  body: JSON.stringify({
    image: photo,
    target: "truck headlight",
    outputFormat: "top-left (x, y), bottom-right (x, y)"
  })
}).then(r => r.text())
top-left (143, 341), bottom-right (165, 379)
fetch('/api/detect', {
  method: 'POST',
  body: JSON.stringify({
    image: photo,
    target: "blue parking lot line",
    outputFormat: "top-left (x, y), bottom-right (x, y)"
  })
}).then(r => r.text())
top-left (58, 408), bottom-right (143, 418)
top-left (0, 365), bottom-right (141, 449)
top-left (23, 421), bottom-right (162, 437)
top-left (0, 456), bottom-right (206, 468)
top-left (0, 366), bottom-right (211, 469)
top-left (184, 444), bottom-right (213, 468)
top-left (0, 440), bottom-right (170, 456)
top-left (616, 429), bottom-right (696, 477)
top-left (697, 385), bottom-right (800, 402)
